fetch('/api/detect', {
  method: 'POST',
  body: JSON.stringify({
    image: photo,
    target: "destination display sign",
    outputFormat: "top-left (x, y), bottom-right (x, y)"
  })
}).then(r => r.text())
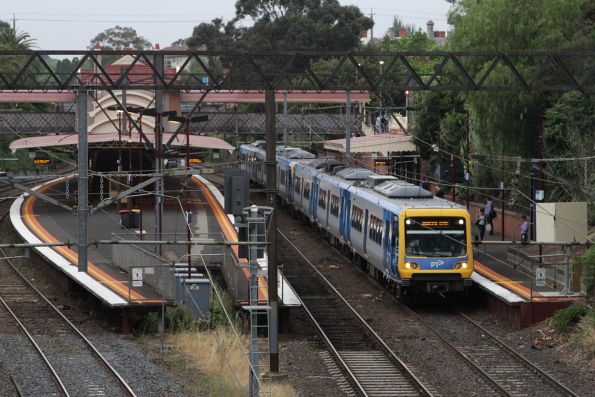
top-left (33, 158), bottom-right (50, 165)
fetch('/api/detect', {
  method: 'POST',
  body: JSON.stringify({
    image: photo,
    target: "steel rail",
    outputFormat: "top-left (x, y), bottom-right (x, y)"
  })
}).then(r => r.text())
top-left (393, 301), bottom-right (513, 397)
top-left (0, 296), bottom-right (70, 396)
top-left (458, 311), bottom-right (580, 397)
top-left (278, 228), bottom-right (434, 397)
top-left (0, 247), bottom-right (138, 397)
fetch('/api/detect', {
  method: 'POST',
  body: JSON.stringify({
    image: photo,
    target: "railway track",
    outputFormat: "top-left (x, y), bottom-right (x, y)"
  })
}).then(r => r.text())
top-left (0, 172), bottom-right (137, 397)
top-left (402, 304), bottom-right (579, 397)
top-left (278, 229), bottom-right (435, 397)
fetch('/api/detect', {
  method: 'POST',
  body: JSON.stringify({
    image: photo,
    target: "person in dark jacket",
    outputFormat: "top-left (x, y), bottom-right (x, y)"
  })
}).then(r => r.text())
top-left (435, 185), bottom-right (444, 198)
top-left (485, 198), bottom-right (495, 235)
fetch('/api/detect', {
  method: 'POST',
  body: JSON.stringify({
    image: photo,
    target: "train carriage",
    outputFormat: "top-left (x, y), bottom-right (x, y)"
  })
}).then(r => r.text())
top-left (239, 142), bottom-right (473, 297)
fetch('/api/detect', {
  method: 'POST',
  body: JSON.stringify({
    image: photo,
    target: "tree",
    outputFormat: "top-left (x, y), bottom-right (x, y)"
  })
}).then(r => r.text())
top-left (170, 38), bottom-right (187, 47)
top-left (187, 0), bottom-right (373, 52)
top-left (187, 18), bottom-right (235, 50)
top-left (88, 25), bottom-right (152, 50)
top-left (0, 27), bottom-right (35, 49)
top-left (445, 0), bottom-right (593, 207)
top-left (543, 91), bottom-right (594, 221)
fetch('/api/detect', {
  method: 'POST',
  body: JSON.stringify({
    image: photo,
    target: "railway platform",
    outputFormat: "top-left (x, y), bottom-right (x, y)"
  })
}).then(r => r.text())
top-left (10, 174), bottom-right (299, 312)
top-left (472, 234), bottom-right (576, 328)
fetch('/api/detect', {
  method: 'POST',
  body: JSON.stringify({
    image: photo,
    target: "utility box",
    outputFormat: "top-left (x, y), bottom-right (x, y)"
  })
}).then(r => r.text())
top-left (182, 278), bottom-right (211, 318)
top-left (119, 209), bottom-right (140, 229)
top-left (224, 169), bottom-right (250, 216)
top-left (536, 202), bottom-right (588, 243)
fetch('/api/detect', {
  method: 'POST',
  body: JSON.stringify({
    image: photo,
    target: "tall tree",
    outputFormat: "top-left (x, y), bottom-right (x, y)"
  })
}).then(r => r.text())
top-left (188, 0), bottom-right (373, 51)
top-left (445, 0), bottom-right (593, 202)
top-left (88, 25), bottom-right (152, 50)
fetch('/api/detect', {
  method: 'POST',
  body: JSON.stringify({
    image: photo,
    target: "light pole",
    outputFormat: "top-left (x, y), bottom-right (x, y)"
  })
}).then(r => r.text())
top-left (378, 59), bottom-right (384, 112)
top-left (170, 114), bottom-right (208, 279)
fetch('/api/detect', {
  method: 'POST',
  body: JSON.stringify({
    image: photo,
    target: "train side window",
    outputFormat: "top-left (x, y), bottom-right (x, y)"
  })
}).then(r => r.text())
top-left (294, 177), bottom-right (301, 194)
top-left (369, 215), bottom-right (382, 245)
top-left (330, 194), bottom-right (339, 217)
top-left (280, 170), bottom-right (286, 186)
top-left (351, 206), bottom-right (363, 232)
top-left (318, 189), bottom-right (327, 209)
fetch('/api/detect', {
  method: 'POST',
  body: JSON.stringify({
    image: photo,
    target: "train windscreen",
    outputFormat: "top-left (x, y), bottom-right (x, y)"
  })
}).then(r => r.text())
top-left (405, 217), bottom-right (467, 257)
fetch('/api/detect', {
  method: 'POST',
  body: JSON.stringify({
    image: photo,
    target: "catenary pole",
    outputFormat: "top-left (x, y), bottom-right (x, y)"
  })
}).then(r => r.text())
top-left (76, 87), bottom-right (88, 272)
top-left (265, 89), bottom-right (279, 373)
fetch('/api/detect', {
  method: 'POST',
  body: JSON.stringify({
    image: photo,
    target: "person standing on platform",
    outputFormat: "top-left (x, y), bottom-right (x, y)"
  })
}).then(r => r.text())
top-left (435, 185), bottom-right (444, 198)
top-left (485, 198), bottom-right (495, 235)
top-left (375, 113), bottom-right (382, 134)
top-left (520, 215), bottom-right (529, 243)
top-left (475, 209), bottom-right (486, 241)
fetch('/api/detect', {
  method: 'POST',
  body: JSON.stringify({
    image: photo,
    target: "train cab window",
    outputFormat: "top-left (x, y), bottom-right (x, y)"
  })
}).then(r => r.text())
top-left (318, 189), bottom-right (327, 209)
top-left (303, 182), bottom-right (310, 199)
top-left (330, 194), bottom-right (339, 217)
top-left (351, 206), bottom-right (363, 232)
top-left (294, 177), bottom-right (301, 194)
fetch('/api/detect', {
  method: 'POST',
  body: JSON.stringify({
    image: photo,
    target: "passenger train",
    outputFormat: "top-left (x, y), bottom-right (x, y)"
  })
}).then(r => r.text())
top-left (239, 141), bottom-right (473, 297)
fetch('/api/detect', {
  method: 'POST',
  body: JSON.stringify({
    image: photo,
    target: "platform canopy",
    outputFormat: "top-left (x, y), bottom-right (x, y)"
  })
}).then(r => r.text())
top-left (324, 133), bottom-right (416, 156)
top-left (9, 132), bottom-right (234, 152)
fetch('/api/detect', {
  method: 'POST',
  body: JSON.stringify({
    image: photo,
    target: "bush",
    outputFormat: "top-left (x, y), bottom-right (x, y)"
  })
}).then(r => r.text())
top-left (553, 304), bottom-right (588, 332)
top-left (166, 305), bottom-right (198, 333)
top-left (570, 313), bottom-right (595, 362)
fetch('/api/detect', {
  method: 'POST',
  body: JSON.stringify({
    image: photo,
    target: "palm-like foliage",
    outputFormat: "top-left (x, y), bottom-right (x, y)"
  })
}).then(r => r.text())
top-left (0, 28), bottom-right (35, 49)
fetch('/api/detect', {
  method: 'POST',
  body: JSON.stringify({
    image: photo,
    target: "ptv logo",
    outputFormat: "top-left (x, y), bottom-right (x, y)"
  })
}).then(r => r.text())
top-left (430, 260), bottom-right (445, 268)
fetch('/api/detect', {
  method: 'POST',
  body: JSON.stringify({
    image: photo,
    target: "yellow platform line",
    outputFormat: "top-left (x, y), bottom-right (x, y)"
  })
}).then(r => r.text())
top-left (22, 178), bottom-right (162, 303)
top-left (474, 261), bottom-right (573, 302)
top-left (192, 177), bottom-right (269, 302)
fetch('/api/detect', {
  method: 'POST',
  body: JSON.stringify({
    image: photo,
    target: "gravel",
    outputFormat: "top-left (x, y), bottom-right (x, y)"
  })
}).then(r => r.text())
top-left (466, 310), bottom-right (595, 397)
top-left (0, 333), bottom-right (61, 396)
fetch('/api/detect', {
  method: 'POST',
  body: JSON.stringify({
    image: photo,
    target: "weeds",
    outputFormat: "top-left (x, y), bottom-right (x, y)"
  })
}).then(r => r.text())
top-left (553, 305), bottom-right (588, 332)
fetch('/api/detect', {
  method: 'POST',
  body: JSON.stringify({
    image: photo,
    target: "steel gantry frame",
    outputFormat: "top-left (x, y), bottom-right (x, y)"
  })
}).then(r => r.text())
top-left (0, 50), bottom-right (592, 93)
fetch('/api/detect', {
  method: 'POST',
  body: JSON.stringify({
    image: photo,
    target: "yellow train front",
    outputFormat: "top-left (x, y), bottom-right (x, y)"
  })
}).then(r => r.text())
top-left (397, 208), bottom-right (473, 295)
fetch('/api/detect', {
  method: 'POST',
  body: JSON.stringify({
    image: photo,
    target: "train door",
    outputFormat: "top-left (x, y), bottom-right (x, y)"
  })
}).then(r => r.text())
top-left (363, 209), bottom-right (369, 253)
top-left (288, 164), bottom-right (293, 203)
top-left (309, 175), bottom-right (319, 219)
top-left (382, 210), bottom-right (399, 277)
top-left (339, 188), bottom-right (351, 243)
top-left (325, 190), bottom-right (330, 227)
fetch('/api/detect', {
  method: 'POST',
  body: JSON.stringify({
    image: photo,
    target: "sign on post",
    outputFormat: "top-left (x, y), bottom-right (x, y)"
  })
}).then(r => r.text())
top-left (131, 267), bottom-right (143, 288)
top-left (535, 266), bottom-right (546, 287)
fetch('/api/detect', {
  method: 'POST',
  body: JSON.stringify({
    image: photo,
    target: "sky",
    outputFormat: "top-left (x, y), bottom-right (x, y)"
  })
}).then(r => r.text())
top-left (1, 0), bottom-right (453, 50)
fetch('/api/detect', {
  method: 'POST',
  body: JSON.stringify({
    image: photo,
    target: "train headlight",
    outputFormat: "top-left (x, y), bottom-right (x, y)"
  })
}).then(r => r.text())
top-left (454, 262), bottom-right (468, 270)
top-left (458, 219), bottom-right (465, 225)
top-left (405, 219), bottom-right (412, 225)
top-left (405, 262), bottom-right (419, 270)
